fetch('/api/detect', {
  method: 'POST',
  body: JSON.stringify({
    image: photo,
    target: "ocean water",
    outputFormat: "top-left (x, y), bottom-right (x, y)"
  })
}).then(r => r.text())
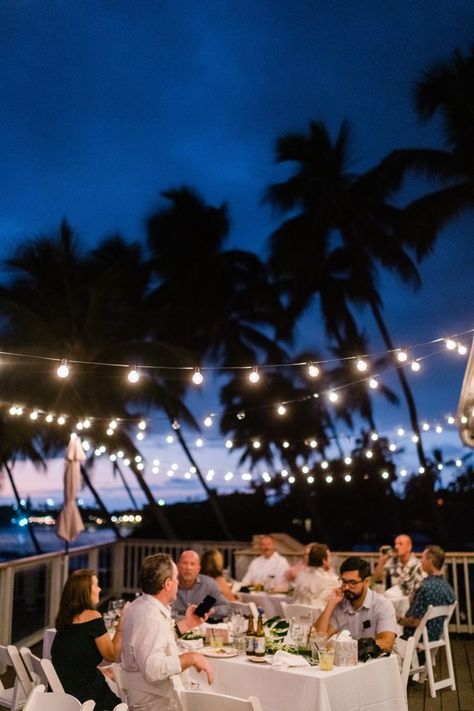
top-left (0, 525), bottom-right (121, 562)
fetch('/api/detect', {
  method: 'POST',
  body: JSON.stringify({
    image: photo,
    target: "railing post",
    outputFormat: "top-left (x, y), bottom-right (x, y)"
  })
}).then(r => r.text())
top-left (0, 565), bottom-right (14, 649)
top-left (47, 555), bottom-right (68, 627)
top-left (112, 540), bottom-right (125, 595)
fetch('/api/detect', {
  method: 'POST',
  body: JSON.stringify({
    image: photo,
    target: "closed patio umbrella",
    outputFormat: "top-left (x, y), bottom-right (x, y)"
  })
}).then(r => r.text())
top-left (57, 434), bottom-right (85, 546)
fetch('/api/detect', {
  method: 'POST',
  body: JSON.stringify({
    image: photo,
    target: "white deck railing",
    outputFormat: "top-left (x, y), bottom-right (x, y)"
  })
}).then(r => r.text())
top-left (0, 540), bottom-right (472, 649)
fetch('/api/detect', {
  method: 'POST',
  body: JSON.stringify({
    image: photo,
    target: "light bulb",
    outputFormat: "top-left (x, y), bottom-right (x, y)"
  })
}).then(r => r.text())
top-left (445, 338), bottom-right (456, 350)
top-left (191, 367), bottom-right (204, 385)
top-left (328, 391), bottom-right (338, 402)
top-left (57, 359), bottom-right (70, 378)
top-left (204, 416), bottom-right (213, 427)
top-left (410, 360), bottom-right (421, 372)
top-left (396, 349), bottom-right (408, 362)
top-left (307, 362), bottom-right (320, 378)
top-left (127, 366), bottom-right (140, 383)
top-left (356, 357), bottom-right (368, 372)
top-left (248, 367), bottom-right (260, 383)
top-left (369, 378), bottom-right (378, 389)
top-left (277, 404), bottom-right (286, 416)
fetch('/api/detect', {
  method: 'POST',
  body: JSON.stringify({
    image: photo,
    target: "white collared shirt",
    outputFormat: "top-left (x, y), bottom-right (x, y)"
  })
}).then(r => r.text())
top-left (121, 594), bottom-right (182, 711)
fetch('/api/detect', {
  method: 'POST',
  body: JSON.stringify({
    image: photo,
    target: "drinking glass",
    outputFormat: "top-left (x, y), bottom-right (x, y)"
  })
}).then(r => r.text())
top-left (289, 618), bottom-right (305, 648)
top-left (103, 612), bottom-right (116, 637)
top-left (318, 648), bottom-right (335, 671)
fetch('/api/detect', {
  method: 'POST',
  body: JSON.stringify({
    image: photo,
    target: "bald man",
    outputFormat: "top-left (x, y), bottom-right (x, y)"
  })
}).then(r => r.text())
top-left (172, 550), bottom-right (233, 620)
top-left (374, 534), bottom-right (424, 597)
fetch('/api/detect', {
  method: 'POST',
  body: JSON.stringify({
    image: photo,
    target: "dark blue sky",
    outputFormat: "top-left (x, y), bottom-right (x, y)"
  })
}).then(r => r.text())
top-left (1, 0), bottom-right (474, 505)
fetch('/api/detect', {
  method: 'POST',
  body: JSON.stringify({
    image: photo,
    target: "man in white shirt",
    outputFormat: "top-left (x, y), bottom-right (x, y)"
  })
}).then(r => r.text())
top-left (240, 535), bottom-right (290, 588)
top-left (121, 553), bottom-right (212, 711)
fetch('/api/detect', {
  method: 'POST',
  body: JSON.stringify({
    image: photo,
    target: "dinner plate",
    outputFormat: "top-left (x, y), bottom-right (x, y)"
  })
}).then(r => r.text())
top-left (201, 646), bottom-right (239, 658)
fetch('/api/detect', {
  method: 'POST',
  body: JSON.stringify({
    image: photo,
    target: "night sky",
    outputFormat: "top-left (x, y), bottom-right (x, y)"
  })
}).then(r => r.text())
top-left (1, 0), bottom-right (474, 507)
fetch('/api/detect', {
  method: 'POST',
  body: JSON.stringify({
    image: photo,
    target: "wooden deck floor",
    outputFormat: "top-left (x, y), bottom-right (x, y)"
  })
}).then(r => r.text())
top-left (407, 637), bottom-right (474, 711)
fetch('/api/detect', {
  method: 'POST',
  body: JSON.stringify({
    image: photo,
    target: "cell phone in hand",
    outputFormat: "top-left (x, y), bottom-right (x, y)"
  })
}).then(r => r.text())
top-left (194, 594), bottom-right (216, 617)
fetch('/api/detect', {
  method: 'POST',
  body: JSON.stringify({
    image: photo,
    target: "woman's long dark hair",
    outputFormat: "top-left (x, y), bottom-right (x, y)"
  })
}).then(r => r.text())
top-left (55, 569), bottom-right (96, 630)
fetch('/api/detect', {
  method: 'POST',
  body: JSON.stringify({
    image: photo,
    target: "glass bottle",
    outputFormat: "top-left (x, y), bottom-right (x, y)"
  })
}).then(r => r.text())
top-left (245, 614), bottom-right (255, 655)
top-left (254, 613), bottom-right (266, 657)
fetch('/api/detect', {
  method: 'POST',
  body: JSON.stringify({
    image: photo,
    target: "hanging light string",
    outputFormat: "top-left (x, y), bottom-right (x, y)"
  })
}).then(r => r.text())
top-left (0, 332), bottom-right (470, 436)
top-left (0, 327), bottom-right (471, 379)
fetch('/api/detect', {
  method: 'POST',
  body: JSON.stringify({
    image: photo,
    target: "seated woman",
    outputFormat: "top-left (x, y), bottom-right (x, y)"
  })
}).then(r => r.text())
top-left (51, 568), bottom-right (121, 710)
top-left (200, 549), bottom-right (239, 601)
top-left (293, 543), bottom-right (338, 609)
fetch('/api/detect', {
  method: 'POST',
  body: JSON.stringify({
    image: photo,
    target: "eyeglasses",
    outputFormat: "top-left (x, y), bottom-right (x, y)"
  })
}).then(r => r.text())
top-left (338, 577), bottom-right (364, 588)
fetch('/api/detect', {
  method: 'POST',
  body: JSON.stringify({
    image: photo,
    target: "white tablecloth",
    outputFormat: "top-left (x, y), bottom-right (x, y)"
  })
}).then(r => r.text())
top-left (239, 592), bottom-right (294, 618)
top-left (190, 653), bottom-right (408, 711)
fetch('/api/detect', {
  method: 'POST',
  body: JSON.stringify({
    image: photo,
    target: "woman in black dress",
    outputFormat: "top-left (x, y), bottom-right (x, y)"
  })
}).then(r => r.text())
top-left (51, 568), bottom-right (121, 710)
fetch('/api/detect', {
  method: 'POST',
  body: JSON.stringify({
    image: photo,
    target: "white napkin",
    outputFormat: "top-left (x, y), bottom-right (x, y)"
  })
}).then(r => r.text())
top-left (272, 650), bottom-right (310, 669)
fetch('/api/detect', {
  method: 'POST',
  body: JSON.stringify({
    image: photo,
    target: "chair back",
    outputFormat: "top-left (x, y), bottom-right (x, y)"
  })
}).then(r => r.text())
top-left (0, 644), bottom-right (32, 711)
top-left (229, 600), bottom-right (259, 621)
top-left (404, 601), bottom-right (457, 698)
top-left (170, 675), bottom-right (263, 711)
top-left (19, 647), bottom-right (64, 693)
top-left (280, 602), bottom-right (320, 623)
top-left (22, 684), bottom-right (95, 711)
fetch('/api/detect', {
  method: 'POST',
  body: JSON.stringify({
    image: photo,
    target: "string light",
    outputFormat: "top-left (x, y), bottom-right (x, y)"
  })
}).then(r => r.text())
top-left (307, 362), bottom-right (320, 378)
top-left (368, 377), bottom-right (379, 389)
top-left (396, 349), bottom-right (408, 362)
top-left (356, 357), bottom-right (368, 372)
top-left (328, 391), bottom-right (338, 402)
top-left (203, 416), bottom-right (213, 427)
top-left (248, 366), bottom-right (260, 384)
top-left (127, 366), bottom-right (140, 383)
top-left (191, 367), bottom-right (204, 385)
top-left (57, 359), bottom-right (70, 378)
top-left (410, 360), bottom-right (421, 372)
top-left (445, 338), bottom-right (456, 350)
top-left (277, 404), bottom-right (287, 416)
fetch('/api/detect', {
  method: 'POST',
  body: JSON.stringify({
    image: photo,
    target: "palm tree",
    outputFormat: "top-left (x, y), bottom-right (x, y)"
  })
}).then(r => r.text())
top-left (264, 120), bottom-right (429, 472)
top-left (380, 46), bottom-right (474, 253)
top-left (0, 222), bottom-right (182, 538)
top-left (145, 187), bottom-right (286, 537)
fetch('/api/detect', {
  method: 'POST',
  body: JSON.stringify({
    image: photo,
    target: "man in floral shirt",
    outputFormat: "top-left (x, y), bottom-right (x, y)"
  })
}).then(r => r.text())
top-left (374, 534), bottom-right (424, 597)
top-left (397, 545), bottom-right (455, 640)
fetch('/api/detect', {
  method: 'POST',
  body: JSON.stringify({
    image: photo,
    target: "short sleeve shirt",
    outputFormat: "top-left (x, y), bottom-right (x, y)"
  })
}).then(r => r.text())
top-left (329, 588), bottom-right (398, 639)
top-left (403, 576), bottom-right (455, 641)
top-left (384, 553), bottom-right (424, 596)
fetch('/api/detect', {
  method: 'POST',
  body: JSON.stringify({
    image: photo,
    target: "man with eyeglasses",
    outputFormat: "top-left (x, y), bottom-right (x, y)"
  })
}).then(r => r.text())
top-left (315, 556), bottom-right (397, 653)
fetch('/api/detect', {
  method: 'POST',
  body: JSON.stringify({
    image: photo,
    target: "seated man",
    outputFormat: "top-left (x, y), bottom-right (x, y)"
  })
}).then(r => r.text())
top-left (373, 533), bottom-right (424, 597)
top-left (172, 549), bottom-right (233, 620)
top-left (293, 543), bottom-right (338, 609)
top-left (397, 545), bottom-right (456, 641)
top-left (315, 556), bottom-right (397, 653)
top-left (240, 534), bottom-right (290, 588)
top-left (121, 552), bottom-right (212, 711)
top-left (285, 541), bottom-right (317, 583)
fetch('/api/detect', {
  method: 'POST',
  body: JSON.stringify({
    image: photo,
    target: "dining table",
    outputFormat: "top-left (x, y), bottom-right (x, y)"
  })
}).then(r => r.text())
top-left (239, 591), bottom-right (295, 618)
top-left (190, 651), bottom-right (408, 711)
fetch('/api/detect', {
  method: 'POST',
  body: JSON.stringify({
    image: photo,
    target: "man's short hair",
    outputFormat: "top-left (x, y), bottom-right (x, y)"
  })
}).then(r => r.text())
top-left (139, 553), bottom-right (174, 594)
top-left (340, 556), bottom-right (371, 580)
top-left (425, 545), bottom-right (445, 570)
top-left (308, 543), bottom-right (328, 567)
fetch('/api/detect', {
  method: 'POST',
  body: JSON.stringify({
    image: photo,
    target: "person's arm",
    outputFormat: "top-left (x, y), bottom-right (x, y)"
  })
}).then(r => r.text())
top-left (240, 559), bottom-right (257, 586)
top-left (374, 630), bottom-right (396, 653)
top-left (175, 604), bottom-right (209, 635)
top-left (314, 586), bottom-right (342, 637)
top-left (397, 614), bottom-right (421, 628)
top-left (215, 575), bottom-right (239, 601)
top-left (91, 612), bottom-right (121, 662)
top-left (178, 652), bottom-right (213, 685)
top-left (373, 553), bottom-right (390, 582)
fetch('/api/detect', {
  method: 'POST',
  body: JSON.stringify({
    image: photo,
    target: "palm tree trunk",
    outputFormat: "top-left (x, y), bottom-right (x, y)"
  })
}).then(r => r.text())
top-left (4, 461), bottom-right (43, 554)
top-left (80, 464), bottom-right (123, 539)
top-left (127, 464), bottom-right (177, 539)
top-left (113, 461), bottom-right (139, 509)
top-left (369, 300), bottom-right (447, 542)
top-left (169, 418), bottom-right (234, 540)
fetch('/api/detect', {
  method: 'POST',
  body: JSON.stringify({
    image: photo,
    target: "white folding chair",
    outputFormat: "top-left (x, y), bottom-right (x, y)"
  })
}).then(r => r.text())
top-left (22, 684), bottom-right (95, 711)
top-left (0, 644), bottom-right (33, 711)
top-left (170, 674), bottom-right (263, 711)
top-left (280, 602), bottom-right (320, 623)
top-left (229, 600), bottom-right (259, 621)
top-left (19, 647), bottom-right (64, 693)
top-left (402, 601), bottom-right (457, 698)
